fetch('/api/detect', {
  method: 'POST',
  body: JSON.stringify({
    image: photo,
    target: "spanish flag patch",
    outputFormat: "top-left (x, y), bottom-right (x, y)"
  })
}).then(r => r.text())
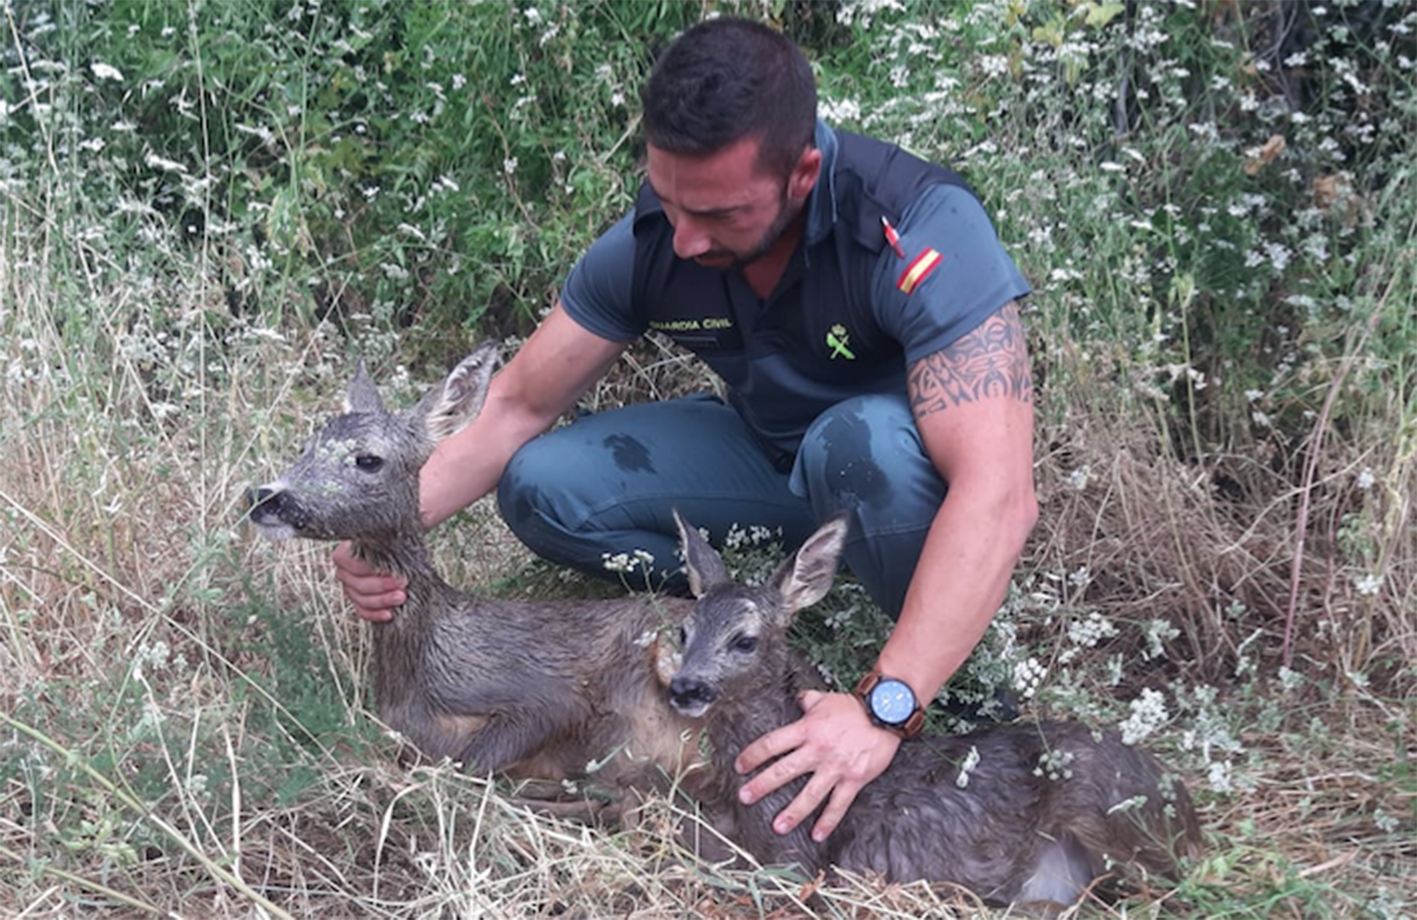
top-left (896, 248), bottom-right (942, 295)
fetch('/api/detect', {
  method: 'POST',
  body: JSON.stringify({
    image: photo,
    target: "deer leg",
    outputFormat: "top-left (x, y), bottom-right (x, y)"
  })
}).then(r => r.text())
top-left (506, 778), bottom-right (579, 801)
top-left (506, 795), bottom-right (618, 825)
top-left (454, 717), bottom-right (560, 775)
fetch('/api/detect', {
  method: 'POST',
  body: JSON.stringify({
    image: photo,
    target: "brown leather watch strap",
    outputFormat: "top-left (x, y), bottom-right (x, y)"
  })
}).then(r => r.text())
top-left (852, 670), bottom-right (881, 699)
top-left (898, 707), bottom-right (926, 739)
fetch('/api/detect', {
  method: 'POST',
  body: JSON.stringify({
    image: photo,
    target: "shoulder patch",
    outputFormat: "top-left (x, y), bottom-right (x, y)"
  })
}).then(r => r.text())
top-left (896, 248), bottom-right (943, 295)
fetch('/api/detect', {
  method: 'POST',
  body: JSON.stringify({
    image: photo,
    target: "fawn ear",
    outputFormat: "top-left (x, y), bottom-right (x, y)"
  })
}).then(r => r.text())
top-left (413, 341), bottom-right (500, 444)
top-left (766, 513), bottom-right (850, 623)
top-left (344, 360), bottom-right (384, 414)
top-left (674, 509), bottom-right (729, 598)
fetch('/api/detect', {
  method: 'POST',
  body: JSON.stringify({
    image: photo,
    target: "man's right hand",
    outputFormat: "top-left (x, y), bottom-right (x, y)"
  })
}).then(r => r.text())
top-left (333, 541), bottom-right (407, 622)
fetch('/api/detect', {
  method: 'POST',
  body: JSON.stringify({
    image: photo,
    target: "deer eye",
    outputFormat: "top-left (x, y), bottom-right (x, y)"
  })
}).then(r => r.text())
top-left (730, 633), bottom-right (757, 654)
top-left (354, 455), bottom-right (384, 472)
top-left (678, 625), bottom-right (687, 647)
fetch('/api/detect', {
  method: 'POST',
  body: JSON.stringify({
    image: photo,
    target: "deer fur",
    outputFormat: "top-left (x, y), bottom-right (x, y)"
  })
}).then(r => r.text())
top-left (668, 511), bottom-right (1203, 909)
top-left (249, 343), bottom-right (698, 790)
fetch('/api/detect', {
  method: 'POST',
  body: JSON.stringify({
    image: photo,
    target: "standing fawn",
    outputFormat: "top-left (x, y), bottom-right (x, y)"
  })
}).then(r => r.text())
top-left (248, 343), bottom-right (698, 792)
top-left (668, 512), bottom-right (1203, 910)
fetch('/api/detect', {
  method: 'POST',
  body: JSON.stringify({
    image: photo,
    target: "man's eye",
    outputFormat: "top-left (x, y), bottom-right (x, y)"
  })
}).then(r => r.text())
top-left (354, 455), bottom-right (384, 472)
top-left (731, 634), bottom-right (757, 653)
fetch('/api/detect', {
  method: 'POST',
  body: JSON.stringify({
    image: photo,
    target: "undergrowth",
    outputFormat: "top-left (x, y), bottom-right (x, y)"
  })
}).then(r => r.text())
top-left (1, 1), bottom-right (1413, 917)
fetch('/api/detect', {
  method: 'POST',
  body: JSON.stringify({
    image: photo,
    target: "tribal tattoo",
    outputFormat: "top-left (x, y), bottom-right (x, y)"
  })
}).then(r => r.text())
top-left (907, 302), bottom-right (1033, 416)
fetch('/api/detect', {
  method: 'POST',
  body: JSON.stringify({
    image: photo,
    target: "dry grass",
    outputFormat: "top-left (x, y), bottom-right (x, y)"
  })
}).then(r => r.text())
top-left (1031, 408), bottom-right (1416, 691)
top-left (2, 118), bottom-right (1413, 920)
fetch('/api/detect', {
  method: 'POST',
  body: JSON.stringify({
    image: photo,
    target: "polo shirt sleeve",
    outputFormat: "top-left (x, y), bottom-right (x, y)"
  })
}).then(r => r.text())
top-left (869, 183), bottom-right (1031, 366)
top-left (559, 211), bottom-right (645, 343)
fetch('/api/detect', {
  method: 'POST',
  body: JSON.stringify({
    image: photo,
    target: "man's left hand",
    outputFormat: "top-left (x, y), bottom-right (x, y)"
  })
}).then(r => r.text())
top-left (734, 690), bottom-right (901, 842)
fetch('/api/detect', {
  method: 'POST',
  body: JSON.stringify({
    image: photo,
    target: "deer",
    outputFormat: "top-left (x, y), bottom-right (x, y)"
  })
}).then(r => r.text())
top-left (247, 343), bottom-right (701, 802)
top-left (666, 510), bottom-right (1204, 911)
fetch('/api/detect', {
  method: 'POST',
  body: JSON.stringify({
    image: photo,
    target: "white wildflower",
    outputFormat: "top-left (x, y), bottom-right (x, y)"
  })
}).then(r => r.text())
top-left (1206, 759), bottom-right (1233, 793)
top-left (136, 640), bottom-right (171, 671)
top-left (1107, 794), bottom-right (1149, 815)
top-left (91, 62), bottom-right (125, 82)
top-left (1141, 618), bottom-right (1179, 660)
top-left (144, 151), bottom-right (187, 173)
top-left (979, 54), bottom-right (1010, 77)
top-left (1060, 610), bottom-right (1116, 663)
top-left (955, 745), bottom-right (980, 788)
top-left (820, 97), bottom-right (862, 124)
top-left (602, 549), bottom-right (654, 574)
top-left (722, 523), bottom-right (781, 551)
top-left (1034, 747), bottom-right (1075, 781)
top-left (1012, 657), bottom-right (1047, 699)
top-left (1119, 688), bottom-right (1168, 745)
top-left (1353, 573), bottom-right (1383, 596)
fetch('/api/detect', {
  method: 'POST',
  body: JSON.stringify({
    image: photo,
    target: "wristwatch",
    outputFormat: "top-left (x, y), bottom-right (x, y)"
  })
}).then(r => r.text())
top-left (853, 671), bottom-right (926, 739)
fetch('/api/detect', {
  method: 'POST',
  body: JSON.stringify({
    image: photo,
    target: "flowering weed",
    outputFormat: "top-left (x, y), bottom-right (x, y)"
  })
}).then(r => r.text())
top-left (0, 1), bottom-right (1412, 917)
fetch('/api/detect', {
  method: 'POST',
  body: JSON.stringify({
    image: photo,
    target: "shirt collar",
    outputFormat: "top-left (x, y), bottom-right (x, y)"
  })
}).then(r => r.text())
top-left (803, 119), bottom-right (839, 248)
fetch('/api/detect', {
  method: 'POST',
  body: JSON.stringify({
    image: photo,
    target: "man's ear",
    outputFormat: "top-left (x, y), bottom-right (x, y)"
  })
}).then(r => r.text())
top-left (787, 146), bottom-right (822, 202)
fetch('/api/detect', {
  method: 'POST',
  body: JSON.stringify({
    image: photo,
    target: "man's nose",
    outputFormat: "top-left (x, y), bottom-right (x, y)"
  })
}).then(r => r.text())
top-left (672, 215), bottom-right (712, 260)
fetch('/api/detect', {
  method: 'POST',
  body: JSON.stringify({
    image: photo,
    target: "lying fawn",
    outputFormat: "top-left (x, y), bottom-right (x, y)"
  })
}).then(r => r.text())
top-left (667, 511), bottom-right (1203, 909)
top-left (249, 344), bottom-right (697, 790)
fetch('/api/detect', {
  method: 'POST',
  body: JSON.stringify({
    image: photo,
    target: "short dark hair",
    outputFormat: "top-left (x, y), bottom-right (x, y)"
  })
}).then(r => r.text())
top-left (640, 17), bottom-right (817, 179)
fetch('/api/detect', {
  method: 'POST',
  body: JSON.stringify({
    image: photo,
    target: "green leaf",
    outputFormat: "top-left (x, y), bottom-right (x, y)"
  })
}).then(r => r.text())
top-left (1084, 2), bottom-right (1126, 28)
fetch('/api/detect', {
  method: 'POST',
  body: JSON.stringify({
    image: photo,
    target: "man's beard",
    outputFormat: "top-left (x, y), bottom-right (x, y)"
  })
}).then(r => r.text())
top-left (698, 183), bottom-right (801, 269)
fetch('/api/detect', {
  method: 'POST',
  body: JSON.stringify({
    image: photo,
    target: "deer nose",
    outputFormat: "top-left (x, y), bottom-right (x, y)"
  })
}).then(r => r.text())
top-left (669, 676), bottom-right (719, 711)
top-left (247, 486), bottom-right (289, 516)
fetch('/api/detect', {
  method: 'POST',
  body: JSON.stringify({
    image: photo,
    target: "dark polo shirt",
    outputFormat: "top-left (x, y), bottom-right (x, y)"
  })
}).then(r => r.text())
top-left (561, 121), bottom-right (1031, 468)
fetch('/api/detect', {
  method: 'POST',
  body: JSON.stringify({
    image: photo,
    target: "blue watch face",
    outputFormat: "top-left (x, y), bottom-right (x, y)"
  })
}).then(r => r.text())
top-left (869, 678), bottom-right (917, 725)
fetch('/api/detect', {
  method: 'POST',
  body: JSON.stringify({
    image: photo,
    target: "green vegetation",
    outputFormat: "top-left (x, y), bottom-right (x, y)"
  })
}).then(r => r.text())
top-left (1, 1), bottom-right (1412, 917)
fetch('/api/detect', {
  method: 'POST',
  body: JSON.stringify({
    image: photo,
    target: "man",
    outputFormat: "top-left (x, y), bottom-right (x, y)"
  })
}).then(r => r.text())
top-left (335, 17), bottom-right (1037, 843)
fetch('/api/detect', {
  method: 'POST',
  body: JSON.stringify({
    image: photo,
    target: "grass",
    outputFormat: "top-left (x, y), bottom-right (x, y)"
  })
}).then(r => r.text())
top-left (2, 0), bottom-right (1415, 917)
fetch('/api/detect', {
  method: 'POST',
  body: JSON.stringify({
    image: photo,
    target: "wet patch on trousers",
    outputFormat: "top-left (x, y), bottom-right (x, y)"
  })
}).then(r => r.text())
top-left (604, 434), bottom-right (655, 474)
top-left (818, 409), bottom-right (889, 505)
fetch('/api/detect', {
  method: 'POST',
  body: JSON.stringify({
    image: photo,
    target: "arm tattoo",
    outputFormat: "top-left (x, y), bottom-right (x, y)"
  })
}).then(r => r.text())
top-left (907, 302), bottom-right (1033, 416)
